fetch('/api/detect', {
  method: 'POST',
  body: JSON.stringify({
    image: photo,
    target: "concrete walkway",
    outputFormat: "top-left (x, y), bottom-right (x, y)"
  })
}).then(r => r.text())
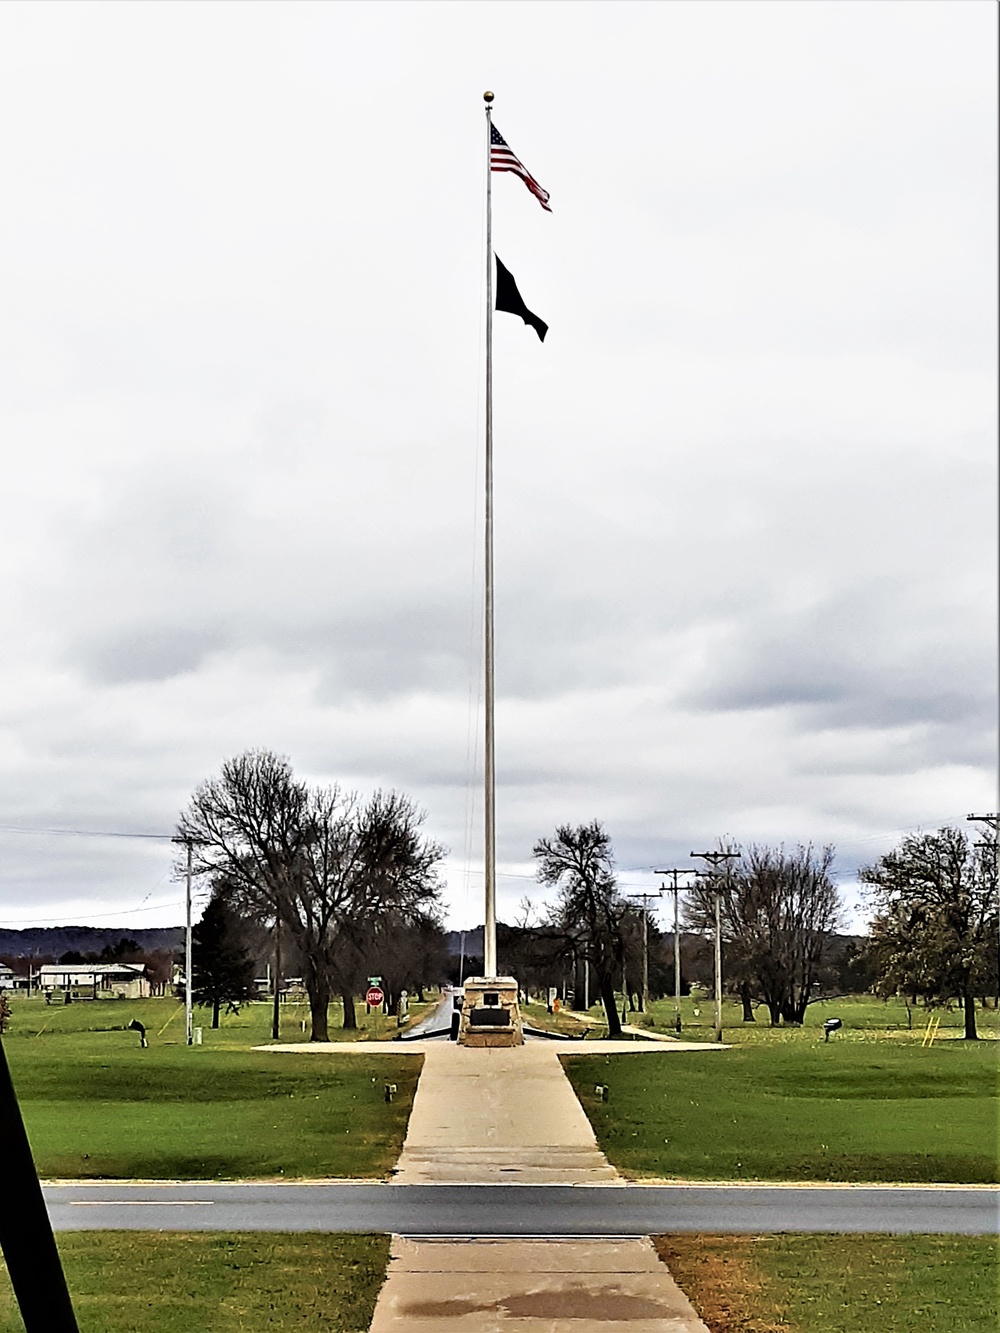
top-left (392, 1042), bottom-right (619, 1185)
top-left (259, 1019), bottom-right (725, 1329)
top-left (368, 1236), bottom-right (711, 1333)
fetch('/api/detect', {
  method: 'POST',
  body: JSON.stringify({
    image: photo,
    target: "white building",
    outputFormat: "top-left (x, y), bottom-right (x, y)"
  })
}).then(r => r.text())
top-left (38, 963), bottom-right (151, 1000)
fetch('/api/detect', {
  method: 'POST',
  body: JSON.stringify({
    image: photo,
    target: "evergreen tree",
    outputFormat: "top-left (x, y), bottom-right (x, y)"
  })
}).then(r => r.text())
top-left (191, 895), bottom-right (257, 1028)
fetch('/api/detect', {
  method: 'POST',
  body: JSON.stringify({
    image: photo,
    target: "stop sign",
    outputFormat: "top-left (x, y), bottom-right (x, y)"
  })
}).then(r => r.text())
top-left (366, 986), bottom-right (384, 1008)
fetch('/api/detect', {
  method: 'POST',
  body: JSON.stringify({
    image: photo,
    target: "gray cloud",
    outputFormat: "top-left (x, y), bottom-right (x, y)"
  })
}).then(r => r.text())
top-left (74, 625), bottom-right (232, 685)
top-left (0, 2), bottom-right (993, 933)
top-left (691, 595), bottom-right (990, 716)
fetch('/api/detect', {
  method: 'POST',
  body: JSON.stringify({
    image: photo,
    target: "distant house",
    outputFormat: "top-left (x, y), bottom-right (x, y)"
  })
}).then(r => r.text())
top-left (38, 963), bottom-right (151, 1000)
top-left (0, 965), bottom-right (15, 990)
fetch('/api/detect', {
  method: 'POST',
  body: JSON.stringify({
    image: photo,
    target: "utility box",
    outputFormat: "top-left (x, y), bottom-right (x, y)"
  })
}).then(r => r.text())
top-left (457, 976), bottom-right (523, 1047)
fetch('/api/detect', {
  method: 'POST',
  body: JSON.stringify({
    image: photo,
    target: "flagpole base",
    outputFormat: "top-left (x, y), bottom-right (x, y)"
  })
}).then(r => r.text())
top-left (457, 976), bottom-right (524, 1047)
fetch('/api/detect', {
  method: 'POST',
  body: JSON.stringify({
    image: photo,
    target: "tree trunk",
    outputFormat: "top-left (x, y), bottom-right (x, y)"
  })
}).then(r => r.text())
top-left (212, 995), bottom-right (220, 1029)
top-left (598, 973), bottom-right (622, 1037)
top-left (766, 1001), bottom-right (781, 1026)
top-left (307, 976), bottom-right (331, 1041)
top-left (417, 982), bottom-right (425, 1002)
top-left (341, 989), bottom-right (357, 1031)
top-left (962, 984), bottom-right (978, 1040)
top-left (740, 983), bottom-right (755, 1022)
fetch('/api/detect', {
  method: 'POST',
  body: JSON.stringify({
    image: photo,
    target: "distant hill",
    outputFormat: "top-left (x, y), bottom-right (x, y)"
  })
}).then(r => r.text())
top-left (445, 927), bottom-right (865, 954)
top-left (444, 928), bottom-right (484, 958)
top-left (0, 925), bottom-right (183, 959)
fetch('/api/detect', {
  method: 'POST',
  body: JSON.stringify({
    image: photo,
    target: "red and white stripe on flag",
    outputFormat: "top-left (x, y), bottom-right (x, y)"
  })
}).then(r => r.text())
top-left (490, 124), bottom-right (552, 212)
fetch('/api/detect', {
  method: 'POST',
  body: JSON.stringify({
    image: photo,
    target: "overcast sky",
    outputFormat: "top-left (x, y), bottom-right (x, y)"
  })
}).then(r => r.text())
top-left (0, 1), bottom-right (995, 936)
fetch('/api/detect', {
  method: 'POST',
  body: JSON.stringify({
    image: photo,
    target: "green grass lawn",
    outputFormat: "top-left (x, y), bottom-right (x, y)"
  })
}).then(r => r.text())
top-left (569, 992), bottom-right (1000, 1043)
top-left (563, 1040), bottom-right (998, 1182)
top-left (6, 990), bottom-right (434, 1047)
top-left (3, 996), bottom-right (423, 1179)
top-left (655, 1234), bottom-right (999, 1333)
top-left (0, 1233), bottom-right (389, 1333)
top-left (521, 1000), bottom-right (593, 1038)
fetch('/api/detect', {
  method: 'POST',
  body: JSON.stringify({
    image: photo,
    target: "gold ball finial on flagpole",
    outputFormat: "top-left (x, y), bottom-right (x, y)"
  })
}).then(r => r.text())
top-left (483, 91), bottom-right (494, 103)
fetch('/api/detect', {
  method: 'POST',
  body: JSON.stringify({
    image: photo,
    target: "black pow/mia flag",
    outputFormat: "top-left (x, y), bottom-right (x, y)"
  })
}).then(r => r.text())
top-left (496, 255), bottom-right (547, 342)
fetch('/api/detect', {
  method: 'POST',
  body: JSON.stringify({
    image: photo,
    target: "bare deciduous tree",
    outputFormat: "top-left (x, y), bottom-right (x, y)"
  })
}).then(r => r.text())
top-left (684, 843), bottom-right (842, 1025)
top-left (177, 750), bottom-right (445, 1040)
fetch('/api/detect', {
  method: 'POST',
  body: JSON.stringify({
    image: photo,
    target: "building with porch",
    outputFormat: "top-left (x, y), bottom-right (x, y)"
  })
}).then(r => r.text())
top-left (38, 963), bottom-right (151, 1000)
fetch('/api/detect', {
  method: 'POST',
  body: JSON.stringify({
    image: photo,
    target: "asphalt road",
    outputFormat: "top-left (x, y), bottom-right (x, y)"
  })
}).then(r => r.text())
top-left (44, 1182), bottom-right (998, 1235)
top-left (398, 988), bottom-right (457, 1039)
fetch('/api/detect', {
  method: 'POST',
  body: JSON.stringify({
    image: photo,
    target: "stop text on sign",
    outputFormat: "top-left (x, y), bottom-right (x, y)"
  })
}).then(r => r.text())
top-left (366, 987), bottom-right (384, 1008)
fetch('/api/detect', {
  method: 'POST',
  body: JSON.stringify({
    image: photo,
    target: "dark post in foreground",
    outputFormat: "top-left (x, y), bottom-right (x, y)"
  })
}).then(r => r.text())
top-left (271, 917), bottom-right (281, 1042)
top-left (0, 1038), bottom-right (79, 1331)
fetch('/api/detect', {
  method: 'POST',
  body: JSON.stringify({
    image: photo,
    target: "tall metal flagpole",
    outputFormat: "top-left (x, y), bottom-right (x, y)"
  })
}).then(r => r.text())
top-left (184, 839), bottom-right (194, 1046)
top-left (483, 90), bottom-right (497, 979)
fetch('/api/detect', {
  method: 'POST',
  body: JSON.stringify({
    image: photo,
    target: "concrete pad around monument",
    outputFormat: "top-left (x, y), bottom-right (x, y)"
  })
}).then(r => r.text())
top-left (368, 1236), bottom-right (711, 1332)
top-left (392, 1043), bottom-right (619, 1185)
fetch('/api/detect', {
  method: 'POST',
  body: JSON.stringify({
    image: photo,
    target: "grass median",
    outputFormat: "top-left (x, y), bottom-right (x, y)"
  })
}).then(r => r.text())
top-left (0, 1233), bottom-right (389, 1333)
top-left (563, 1040), bottom-right (998, 1182)
top-left (654, 1234), bottom-right (999, 1333)
top-left (3, 997), bottom-right (422, 1179)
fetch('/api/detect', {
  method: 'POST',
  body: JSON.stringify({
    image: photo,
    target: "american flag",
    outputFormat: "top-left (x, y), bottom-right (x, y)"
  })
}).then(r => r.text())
top-left (490, 123), bottom-right (551, 212)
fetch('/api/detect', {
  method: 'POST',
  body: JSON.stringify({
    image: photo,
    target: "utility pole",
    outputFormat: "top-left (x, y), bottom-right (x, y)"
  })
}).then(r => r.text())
top-left (967, 811), bottom-right (999, 880)
top-left (171, 835), bottom-right (197, 1047)
top-left (967, 813), bottom-right (1000, 831)
top-left (656, 869), bottom-right (693, 1033)
top-left (690, 851), bottom-right (739, 1043)
top-left (626, 891), bottom-right (663, 1012)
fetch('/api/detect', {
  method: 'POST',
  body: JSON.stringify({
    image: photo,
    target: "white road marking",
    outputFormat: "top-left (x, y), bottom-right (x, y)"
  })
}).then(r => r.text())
top-left (68, 1200), bottom-right (214, 1207)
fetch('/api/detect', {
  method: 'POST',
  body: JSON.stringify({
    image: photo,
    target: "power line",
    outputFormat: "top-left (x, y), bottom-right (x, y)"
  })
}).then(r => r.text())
top-left (1, 899), bottom-right (186, 925)
top-left (0, 825), bottom-right (173, 841)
